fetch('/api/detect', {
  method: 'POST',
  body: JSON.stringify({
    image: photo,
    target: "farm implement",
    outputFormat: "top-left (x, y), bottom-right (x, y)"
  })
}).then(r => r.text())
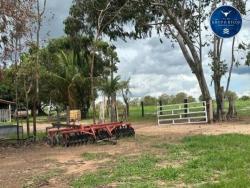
top-left (45, 122), bottom-right (135, 147)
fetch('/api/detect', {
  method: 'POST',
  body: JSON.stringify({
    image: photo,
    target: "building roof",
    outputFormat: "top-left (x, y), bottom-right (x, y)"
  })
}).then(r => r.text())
top-left (0, 99), bottom-right (15, 105)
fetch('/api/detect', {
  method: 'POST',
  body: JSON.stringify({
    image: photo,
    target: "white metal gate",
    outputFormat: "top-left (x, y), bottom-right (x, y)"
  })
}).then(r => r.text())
top-left (157, 101), bottom-right (208, 125)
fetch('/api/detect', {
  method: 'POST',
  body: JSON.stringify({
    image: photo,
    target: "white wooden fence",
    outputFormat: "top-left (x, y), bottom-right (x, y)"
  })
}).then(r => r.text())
top-left (0, 109), bottom-right (11, 122)
top-left (157, 101), bottom-right (208, 125)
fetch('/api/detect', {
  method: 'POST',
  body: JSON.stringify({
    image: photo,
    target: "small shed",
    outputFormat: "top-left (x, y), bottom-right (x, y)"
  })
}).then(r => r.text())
top-left (0, 99), bottom-right (15, 122)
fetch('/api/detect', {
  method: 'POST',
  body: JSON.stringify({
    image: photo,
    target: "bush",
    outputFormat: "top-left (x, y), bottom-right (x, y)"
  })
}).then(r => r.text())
top-left (240, 96), bottom-right (250, 101)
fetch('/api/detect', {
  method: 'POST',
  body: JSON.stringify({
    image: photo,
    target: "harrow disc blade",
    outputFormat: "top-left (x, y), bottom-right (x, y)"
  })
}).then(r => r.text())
top-left (128, 127), bottom-right (135, 137)
top-left (87, 135), bottom-right (95, 144)
top-left (111, 128), bottom-right (120, 139)
top-left (46, 122), bottom-right (134, 147)
top-left (45, 136), bottom-right (53, 146)
top-left (96, 130), bottom-right (110, 140)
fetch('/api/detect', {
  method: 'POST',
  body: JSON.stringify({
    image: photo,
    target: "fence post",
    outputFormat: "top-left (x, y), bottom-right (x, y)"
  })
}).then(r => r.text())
top-left (9, 104), bottom-right (11, 122)
top-left (184, 98), bottom-right (188, 117)
top-left (208, 99), bottom-right (213, 123)
top-left (141, 101), bottom-right (144, 117)
top-left (159, 100), bottom-right (163, 115)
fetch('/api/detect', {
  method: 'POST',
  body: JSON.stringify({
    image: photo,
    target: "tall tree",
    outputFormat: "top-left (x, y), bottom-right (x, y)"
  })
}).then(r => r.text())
top-left (65, 0), bottom-right (130, 123)
top-left (210, 0), bottom-right (247, 121)
top-left (17, 54), bottom-right (36, 137)
top-left (0, 0), bottom-right (36, 140)
top-left (32, 0), bottom-right (47, 140)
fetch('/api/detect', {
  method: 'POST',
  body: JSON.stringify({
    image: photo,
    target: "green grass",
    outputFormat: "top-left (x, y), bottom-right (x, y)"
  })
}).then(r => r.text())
top-left (235, 99), bottom-right (250, 117)
top-left (72, 134), bottom-right (250, 188)
top-left (128, 105), bottom-right (156, 122)
top-left (0, 122), bottom-right (16, 126)
top-left (4, 131), bottom-right (46, 140)
top-left (155, 134), bottom-right (250, 186)
top-left (23, 169), bottom-right (63, 188)
top-left (73, 154), bottom-right (160, 188)
top-left (0, 115), bottom-right (53, 126)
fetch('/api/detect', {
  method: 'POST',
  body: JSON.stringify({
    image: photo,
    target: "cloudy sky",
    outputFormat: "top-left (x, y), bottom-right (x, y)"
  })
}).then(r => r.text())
top-left (42, 0), bottom-right (250, 99)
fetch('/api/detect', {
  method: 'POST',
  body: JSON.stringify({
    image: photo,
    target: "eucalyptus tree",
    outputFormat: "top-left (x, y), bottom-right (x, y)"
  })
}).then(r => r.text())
top-left (31, 0), bottom-right (47, 139)
top-left (210, 0), bottom-right (247, 120)
top-left (0, 0), bottom-right (36, 140)
top-left (17, 54), bottom-right (36, 136)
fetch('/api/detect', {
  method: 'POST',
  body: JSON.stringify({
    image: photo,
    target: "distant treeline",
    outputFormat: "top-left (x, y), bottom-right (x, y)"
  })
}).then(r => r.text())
top-left (129, 92), bottom-right (250, 106)
top-left (129, 92), bottom-right (195, 106)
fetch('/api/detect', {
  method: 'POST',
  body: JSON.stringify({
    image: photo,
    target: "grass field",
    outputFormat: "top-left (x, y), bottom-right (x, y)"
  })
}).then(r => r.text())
top-left (72, 134), bottom-right (250, 188)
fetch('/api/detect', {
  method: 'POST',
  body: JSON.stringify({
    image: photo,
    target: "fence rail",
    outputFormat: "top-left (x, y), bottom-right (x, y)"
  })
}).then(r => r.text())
top-left (157, 101), bottom-right (208, 125)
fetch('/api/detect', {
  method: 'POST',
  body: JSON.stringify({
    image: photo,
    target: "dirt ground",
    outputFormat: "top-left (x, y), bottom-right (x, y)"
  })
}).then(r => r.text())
top-left (1, 118), bottom-right (250, 188)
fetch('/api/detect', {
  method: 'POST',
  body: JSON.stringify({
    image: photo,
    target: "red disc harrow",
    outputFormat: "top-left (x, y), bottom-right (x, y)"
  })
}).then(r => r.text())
top-left (46, 122), bottom-right (135, 147)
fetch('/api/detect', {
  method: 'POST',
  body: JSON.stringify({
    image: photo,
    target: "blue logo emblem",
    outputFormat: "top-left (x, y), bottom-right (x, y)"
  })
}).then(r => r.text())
top-left (210, 5), bottom-right (242, 38)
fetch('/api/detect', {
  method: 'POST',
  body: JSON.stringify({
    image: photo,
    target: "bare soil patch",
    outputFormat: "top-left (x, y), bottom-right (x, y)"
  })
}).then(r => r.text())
top-left (135, 118), bottom-right (250, 138)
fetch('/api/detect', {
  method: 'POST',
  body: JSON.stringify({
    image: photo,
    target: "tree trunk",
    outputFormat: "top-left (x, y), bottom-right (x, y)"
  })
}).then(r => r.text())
top-left (33, 0), bottom-right (40, 141)
top-left (214, 84), bottom-right (225, 121)
top-left (226, 37), bottom-right (236, 93)
top-left (33, 0), bottom-right (46, 140)
top-left (110, 94), bottom-right (117, 122)
top-left (227, 99), bottom-right (237, 119)
top-left (125, 101), bottom-right (129, 117)
top-left (90, 61), bottom-right (96, 123)
top-left (32, 102), bottom-right (37, 139)
top-left (107, 97), bottom-right (111, 118)
top-left (90, 38), bottom-right (98, 124)
top-left (25, 94), bottom-right (30, 137)
top-left (14, 39), bottom-right (20, 141)
top-left (212, 35), bottom-right (225, 122)
top-left (195, 65), bottom-right (211, 102)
